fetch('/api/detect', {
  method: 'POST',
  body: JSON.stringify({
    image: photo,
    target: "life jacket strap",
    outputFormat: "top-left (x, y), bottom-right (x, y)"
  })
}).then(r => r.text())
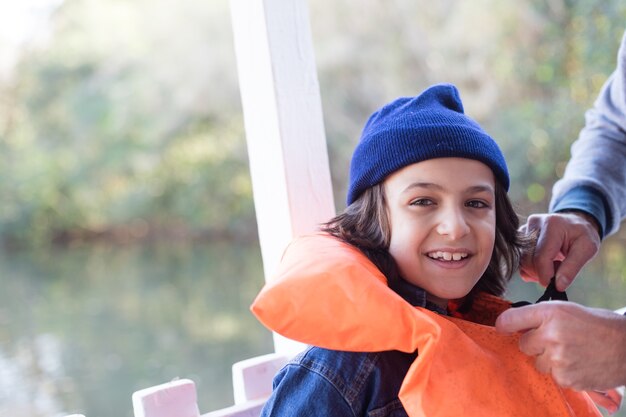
top-left (511, 277), bottom-right (568, 308)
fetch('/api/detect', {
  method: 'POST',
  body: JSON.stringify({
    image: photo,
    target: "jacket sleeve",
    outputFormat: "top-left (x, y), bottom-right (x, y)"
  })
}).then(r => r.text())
top-left (550, 30), bottom-right (626, 238)
top-left (260, 363), bottom-right (356, 417)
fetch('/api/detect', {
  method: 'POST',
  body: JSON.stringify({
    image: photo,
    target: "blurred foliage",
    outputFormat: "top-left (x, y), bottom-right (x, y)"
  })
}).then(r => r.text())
top-left (0, 0), bottom-right (251, 248)
top-left (1, 0), bottom-right (626, 250)
top-left (310, 0), bottom-right (626, 215)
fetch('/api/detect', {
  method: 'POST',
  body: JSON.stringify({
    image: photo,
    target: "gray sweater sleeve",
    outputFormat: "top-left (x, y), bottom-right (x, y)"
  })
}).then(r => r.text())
top-left (550, 30), bottom-right (626, 237)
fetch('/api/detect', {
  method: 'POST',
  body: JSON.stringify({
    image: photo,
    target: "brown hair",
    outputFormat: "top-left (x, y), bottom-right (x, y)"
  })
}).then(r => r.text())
top-left (321, 181), bottom-right (532, 311)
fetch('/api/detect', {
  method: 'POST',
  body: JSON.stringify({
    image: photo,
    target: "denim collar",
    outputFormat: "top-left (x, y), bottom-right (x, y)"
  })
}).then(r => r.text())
top-left (388, 277), bottom-right (448, 315)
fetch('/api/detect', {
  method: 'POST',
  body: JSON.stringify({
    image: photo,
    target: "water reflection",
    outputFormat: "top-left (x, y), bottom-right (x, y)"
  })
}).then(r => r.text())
top-left (0, 241), bottom-right (273, 417)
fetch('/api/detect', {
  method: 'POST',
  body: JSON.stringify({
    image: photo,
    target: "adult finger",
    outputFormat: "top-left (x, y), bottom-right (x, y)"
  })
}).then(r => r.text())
top-left (517, 328), bottom-right (545, 356)
top-left (554, 236), bottom-right (600, 291)
top-left (495, 304), bottom-right (545, 334)
top-left (530, 227), bottom-right (563, 286)
top-left (534, 351), bottom-right (552, 375)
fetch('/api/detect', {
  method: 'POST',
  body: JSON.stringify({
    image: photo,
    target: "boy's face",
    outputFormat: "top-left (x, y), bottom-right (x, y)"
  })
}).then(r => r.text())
top-left (384, 157), bottom-right (496, 308)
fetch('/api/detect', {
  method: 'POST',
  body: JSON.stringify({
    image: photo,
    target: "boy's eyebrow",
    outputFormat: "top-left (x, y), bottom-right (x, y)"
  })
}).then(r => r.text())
top-left (466, 184), bottom-right (495, 194)
top-left (402, 182), bottom-right (443, 193)
top-left (402, 182), bottom-right (495, 194)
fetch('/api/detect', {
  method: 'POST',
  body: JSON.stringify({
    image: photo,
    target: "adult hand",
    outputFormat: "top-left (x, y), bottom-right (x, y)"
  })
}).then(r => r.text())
top-left (519, 212), bottom-right (601, 291)
top-left (495, 301), bottom-right (626, 392)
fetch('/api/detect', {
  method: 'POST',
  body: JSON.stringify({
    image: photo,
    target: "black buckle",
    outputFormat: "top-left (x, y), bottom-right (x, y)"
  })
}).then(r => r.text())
top-left (511, 277), bottom-right (568, 308)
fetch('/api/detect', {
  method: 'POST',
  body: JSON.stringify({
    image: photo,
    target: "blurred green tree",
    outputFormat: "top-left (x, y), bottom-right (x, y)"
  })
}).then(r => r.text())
top-left (0, 0), bottom-right (252, 248)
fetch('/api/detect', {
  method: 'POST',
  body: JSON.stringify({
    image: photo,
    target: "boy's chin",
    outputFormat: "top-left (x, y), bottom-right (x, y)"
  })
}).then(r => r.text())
top-left (427, 287), bottom-right (475, 304)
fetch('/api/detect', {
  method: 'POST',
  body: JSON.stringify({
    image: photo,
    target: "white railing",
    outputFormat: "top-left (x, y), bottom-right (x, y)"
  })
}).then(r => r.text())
top-left (131, 354), bottom-right (289, 417)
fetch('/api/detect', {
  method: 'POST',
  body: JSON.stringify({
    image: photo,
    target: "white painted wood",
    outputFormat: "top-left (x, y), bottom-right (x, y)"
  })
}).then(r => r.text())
top-left (230, 0), bottom-right (335, 356)
top-left (132, 379), bottom-right (200, 417)
top-left (232, 353), bottom-right (290, 405)
top-left (229, 0), bottom-right (335, 279)
top-left (201, 398), bottom-right (266, 417)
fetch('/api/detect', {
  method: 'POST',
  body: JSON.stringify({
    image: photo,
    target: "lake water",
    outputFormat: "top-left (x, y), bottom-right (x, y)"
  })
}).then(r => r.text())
top-left (0, 241), bottom-right (273, 417)
top-left (1, 237), bottom-right (625, 417)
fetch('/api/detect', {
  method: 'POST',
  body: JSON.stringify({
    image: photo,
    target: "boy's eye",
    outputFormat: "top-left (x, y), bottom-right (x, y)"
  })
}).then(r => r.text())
top-left (466, 200), bottom-right (489, 208)
top-left (409, 198), bottom-right (434, 206)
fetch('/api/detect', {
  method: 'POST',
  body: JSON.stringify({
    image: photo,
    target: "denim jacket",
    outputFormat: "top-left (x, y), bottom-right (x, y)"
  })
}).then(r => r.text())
top-left (260, 278), bottom-right (446, 417)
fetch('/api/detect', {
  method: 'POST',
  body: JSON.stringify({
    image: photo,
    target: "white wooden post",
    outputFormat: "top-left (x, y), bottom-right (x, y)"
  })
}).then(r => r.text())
top-left (230, 0), bottom-right (335, 355)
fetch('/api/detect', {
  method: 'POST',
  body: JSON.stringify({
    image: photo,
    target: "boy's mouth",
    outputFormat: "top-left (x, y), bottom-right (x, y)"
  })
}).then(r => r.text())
top-left (426, 251), bottom-right (469, 261)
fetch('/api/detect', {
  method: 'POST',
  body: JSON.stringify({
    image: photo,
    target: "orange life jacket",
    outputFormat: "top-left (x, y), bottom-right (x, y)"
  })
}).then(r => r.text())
top-left (251, 233), bottom-right (602, 417)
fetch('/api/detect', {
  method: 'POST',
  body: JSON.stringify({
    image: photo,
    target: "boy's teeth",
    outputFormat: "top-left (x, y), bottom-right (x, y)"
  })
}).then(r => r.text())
top-left (428, 251), bottom-right (468, 261)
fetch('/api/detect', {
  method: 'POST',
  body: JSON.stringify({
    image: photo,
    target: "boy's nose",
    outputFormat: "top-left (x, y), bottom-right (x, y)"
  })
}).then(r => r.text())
top-left (436, 208), bottom-right (470, 239)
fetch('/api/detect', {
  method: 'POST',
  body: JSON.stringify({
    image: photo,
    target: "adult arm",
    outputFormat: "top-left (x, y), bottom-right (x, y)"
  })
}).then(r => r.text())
top-left (495, 301), bottom-right (626, 395)
top-left (521, 30), bottom-right (626, 289)
top-left (552, 30), bottom-right (626, 236)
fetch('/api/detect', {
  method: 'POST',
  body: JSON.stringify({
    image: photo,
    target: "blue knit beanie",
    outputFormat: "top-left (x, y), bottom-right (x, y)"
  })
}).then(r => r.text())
top-left (346, 83), bottom-right (509, 205)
